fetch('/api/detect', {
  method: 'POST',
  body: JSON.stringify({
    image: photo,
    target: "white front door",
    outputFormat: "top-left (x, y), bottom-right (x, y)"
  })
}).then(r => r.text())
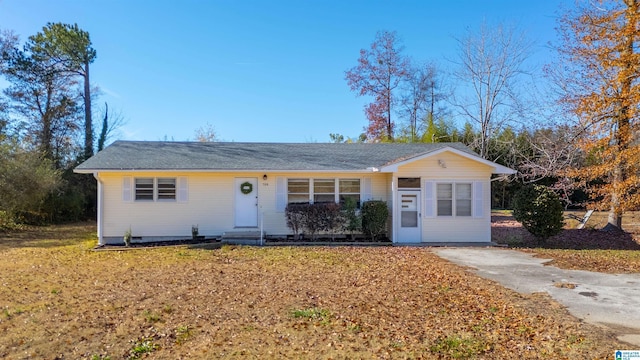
top-left (235, 178), bottom-right (258, 227)
top-left (396, 190), bottom-right (421, 243)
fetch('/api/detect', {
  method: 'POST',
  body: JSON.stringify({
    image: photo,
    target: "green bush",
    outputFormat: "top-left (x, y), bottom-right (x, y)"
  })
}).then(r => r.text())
top-left (342, 197), bottom-right (362, 240)
top-left (512, 184), bottom-right (564, 239)
top-left (361, 200), bottom-right (389, 241)
top-left (285, 202), bottom-right (344, 240)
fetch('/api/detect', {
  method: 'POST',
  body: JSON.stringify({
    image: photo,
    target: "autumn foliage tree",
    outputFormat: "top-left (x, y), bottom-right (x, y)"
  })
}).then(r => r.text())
top-left (555, 0), bottom-right (640, 230)
top-left (345, 31), bottom-right (409, 142)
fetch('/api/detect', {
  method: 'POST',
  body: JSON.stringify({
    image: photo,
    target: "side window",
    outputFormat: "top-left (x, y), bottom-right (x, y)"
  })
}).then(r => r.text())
top-left (135, 178), bottom-right (154, 200)
top-left (288, 179), bottom-right (309, 203)
top-left (339, 179), bottom-right (361, 206)
top-left (313, 179), bottom-right (335, 203)
top-left (456, 183), bottom-right (472, 216)
top-left (436, 183), bottom-right (453, 216)
top-left (157, 178), bottom-right (177, 200)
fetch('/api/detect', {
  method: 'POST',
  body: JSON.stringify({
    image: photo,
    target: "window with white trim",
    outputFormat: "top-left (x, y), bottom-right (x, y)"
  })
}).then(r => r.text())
top-left (436, 183), bottom-right (453, 216)
top-left (456, 183), bottom-right (472, 216)
top-left (287, 179), bottom-right (309, 203)
top-left (135, 178), bottom-right (176, 201)
top-left (339, 179), bottom-right (360, 205)
top-left (313, 179), bottom-right (335, 203)
top-left (287, 178), bottom-right (361, 205)
top-left (436, 182), bottom-right (472, 217)
top-left (135, 178), bottom-right (154, 200)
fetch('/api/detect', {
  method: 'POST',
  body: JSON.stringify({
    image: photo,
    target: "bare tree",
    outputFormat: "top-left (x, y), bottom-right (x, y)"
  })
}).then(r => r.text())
top-left (452, 22), bottom-right (532, 159)
top-left (194, 122), bottom-right (217, 142)
top-left (399, 62), bottom-right (446, 142)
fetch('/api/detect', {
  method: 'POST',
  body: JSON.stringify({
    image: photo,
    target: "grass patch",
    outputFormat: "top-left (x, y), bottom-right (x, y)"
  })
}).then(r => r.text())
top-left (142, 310), bottom-right (162, 323)
top-left (0, 223), bottom-right (627, 358)
top-left (175, 325), bottom-right (192, 344)
top-left (129, 337), bottom-right (159, 359)
top-left (292, 307), bottom-right (330, 320)
top-left (429, 334), bottom-right (489, 358)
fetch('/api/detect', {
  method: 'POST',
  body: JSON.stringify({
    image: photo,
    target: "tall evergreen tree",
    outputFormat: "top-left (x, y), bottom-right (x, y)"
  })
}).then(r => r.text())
top-left (28, 23), bottom-right (96, 160)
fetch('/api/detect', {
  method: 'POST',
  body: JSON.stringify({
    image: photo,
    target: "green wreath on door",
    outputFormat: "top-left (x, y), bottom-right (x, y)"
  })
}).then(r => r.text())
top-left (240, 181), bottom-right (253, 194)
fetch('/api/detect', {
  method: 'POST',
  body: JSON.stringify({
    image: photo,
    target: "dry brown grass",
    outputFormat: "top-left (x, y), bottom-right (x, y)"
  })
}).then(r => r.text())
top-left (492, 211), bottom-right (640, 274)
top-left (0, 223), bottom-right (628, 359)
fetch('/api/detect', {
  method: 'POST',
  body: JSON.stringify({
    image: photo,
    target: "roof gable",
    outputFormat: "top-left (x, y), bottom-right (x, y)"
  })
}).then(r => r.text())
top-left (379, 146), bottom-right (517, 174)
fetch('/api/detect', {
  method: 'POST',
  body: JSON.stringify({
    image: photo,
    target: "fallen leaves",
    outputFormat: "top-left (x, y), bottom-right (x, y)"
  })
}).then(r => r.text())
top-left (492, 211), bottom-right (640, 273)
top-left (0, 224), bottom-right (628, 358)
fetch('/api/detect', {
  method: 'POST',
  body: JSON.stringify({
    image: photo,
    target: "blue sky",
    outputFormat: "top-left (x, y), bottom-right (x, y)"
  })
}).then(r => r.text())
top-left (0, 1), bottom-right (566, 143)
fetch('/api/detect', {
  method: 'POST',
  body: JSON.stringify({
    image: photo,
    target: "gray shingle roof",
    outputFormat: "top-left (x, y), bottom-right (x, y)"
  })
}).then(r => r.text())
top-left (75, 141), bottom-right (480, 172)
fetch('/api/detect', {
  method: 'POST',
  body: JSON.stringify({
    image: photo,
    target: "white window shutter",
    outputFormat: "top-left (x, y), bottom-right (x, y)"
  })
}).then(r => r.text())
top-left (423, 181), bottom-right (434, 217)
top-left (123, 177), bottom-right (132, 202)
top-left (178, 177), bottom-right (188, 202)
top-left (474, 181), bottom-right (484, 218)
top-left (362, 177), bottom-right (372, 201)
top-left (276, 177), bottom-right (286, 212)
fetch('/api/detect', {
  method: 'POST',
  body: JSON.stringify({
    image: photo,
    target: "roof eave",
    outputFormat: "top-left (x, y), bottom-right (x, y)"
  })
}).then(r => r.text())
top-left (74, 168), bottom-right (382, 174)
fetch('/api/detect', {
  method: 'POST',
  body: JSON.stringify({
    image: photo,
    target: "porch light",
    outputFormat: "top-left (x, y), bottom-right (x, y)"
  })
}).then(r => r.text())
top-left (438, 159), bottom-right (447, 168)
top-left (263, 174), bottom-right (268, 181)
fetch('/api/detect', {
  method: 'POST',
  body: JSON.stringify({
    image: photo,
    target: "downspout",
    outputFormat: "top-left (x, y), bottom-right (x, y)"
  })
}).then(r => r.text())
top-left (391, 177), bottom-right (397, 244)
top-left (93, 172), bottom-right (104, 246)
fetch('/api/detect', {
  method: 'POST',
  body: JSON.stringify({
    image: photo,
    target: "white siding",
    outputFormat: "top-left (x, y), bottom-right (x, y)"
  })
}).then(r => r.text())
top-left (99, 171), bottom-right (390, 243)
top-left (395, 152), bottom-right (494, 243)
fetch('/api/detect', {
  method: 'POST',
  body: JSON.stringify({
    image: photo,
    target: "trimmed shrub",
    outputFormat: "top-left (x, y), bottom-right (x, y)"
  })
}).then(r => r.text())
top-left (513, 184), bottom-right (564, 240)
top-left (285, 203), bottom-right (308, 240)
top-left (319, 202), bottom-right (344, 240)
top-left (342, 197), bottom-right (362, 240)
top-left (361, 200), bottom-right (389, 241)
top-left (285, 202), bottom-right (345, 240)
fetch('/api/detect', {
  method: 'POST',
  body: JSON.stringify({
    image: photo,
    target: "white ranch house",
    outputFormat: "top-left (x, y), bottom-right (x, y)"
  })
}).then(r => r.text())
top-left (74, 141), bottom-right (515, 245)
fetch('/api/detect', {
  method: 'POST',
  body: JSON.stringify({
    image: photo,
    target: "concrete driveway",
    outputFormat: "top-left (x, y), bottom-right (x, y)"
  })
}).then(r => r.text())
top-left (431, 247), bottom-right (640, 347)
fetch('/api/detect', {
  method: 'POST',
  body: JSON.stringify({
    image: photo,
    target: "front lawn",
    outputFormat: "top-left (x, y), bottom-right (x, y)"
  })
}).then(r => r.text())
top-left (0, 224), bottom-right (626, 359)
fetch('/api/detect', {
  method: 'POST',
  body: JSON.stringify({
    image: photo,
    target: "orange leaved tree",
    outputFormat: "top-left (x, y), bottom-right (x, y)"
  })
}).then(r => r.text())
top-left (555, 0), bottom-right (640, 230)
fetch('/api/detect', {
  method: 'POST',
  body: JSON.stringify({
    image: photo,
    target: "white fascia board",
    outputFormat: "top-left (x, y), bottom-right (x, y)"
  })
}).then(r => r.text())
top-left (74, 168), bottom-right (381, 174)
top-left (379, 146), bottom-right (517, 175)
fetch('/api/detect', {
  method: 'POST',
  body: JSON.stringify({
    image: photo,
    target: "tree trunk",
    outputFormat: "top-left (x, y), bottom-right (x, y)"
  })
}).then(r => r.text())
top-left (605, 0), bottom-right (636, 232)
top-left (83, 60), bottom-right (93, 160)
top-left (606, 163), bottom-right (624, 231)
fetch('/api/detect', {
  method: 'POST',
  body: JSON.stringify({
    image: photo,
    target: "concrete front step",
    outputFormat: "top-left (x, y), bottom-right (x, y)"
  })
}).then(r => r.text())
top-left (222, 230), bottom-right (263, 240)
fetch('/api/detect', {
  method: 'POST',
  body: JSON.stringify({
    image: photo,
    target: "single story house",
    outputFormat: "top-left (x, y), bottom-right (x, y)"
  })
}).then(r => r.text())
top-left (74, 141), bottom-right (515, 245)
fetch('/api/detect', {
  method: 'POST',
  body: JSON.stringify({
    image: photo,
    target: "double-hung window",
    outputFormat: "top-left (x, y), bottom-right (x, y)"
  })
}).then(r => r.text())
top-left (287, 179), bottom-right (310, 203)
top-left (436, 184), bottom-right (453, 216)
top-left (455, 183), bottom-right (472, 216)
top-left (287, 178), bottom-right (361, 206)
top-left (339, 179), bottom-right (360, 205)
top-left (436, 182), bottom-right (472, 217)
top-left (135, 178), bottom-right (176, 201)
top-left (313, 179), bottom-right (335, 203)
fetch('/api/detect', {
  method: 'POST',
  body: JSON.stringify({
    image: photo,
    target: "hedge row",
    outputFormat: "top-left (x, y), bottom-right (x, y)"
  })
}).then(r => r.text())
top-left (285, 200), bottom-right (389, 241)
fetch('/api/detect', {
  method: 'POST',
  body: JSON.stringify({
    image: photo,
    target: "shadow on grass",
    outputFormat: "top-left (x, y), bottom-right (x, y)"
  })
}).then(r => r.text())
top-left (513, 229), bottom-right (640, 250)
top-left (0, 222), bottom-right (96, 250)
top-left (492, 213), bottom-right (640, 251)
